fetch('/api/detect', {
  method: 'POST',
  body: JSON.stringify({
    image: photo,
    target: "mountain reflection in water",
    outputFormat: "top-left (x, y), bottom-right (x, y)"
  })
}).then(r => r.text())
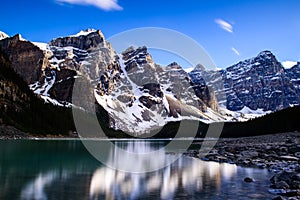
top-left (90, 159), bottom-right (237, 199)
top-left (0, 140), bottom-right (272, 200)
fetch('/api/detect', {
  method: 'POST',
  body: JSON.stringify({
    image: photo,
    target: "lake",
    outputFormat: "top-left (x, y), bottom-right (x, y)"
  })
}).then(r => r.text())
top-left (0, 140), bottom-right (273, 199)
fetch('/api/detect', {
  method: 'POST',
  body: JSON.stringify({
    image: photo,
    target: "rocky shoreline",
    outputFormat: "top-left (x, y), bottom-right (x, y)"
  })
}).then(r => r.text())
top-left (0, 125), bottom-right (31, 139)
top-left (0, 125), bottom-right (78, 139)
top-left (186, 132), bottom-right (300, 200)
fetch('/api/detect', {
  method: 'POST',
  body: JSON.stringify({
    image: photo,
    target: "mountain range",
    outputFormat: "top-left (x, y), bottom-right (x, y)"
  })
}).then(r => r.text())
top-left (0, 29), bottom-right (299, 136)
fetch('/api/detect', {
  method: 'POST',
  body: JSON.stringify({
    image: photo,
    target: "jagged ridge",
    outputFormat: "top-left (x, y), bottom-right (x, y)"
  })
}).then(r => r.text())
top-left (0, 29), bottom-right (224, 134)
top-left (190, 51), bottom-right (300, 114)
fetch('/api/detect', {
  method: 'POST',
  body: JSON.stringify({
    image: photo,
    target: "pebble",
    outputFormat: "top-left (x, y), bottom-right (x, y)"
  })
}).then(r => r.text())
top-left (244, 177), bottom-right (254, 183)
top-left (272, 196), bottom-right (286, 200)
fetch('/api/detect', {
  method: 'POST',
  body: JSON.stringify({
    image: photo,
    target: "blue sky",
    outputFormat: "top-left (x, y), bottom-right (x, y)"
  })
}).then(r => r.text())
top-left (1, 0), bottom-right (299, 68)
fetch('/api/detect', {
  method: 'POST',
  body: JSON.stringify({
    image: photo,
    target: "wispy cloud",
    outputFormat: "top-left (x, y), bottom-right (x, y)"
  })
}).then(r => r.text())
top-left (57, 0), bottom-right (123, 11)
top-left (215, 19), bottom-right (233, 33)
top-left (231, 47), bottom-right (240, 56)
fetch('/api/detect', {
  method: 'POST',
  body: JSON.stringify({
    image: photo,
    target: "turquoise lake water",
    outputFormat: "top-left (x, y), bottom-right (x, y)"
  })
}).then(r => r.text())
top-left (0, 140), bottom-right (273, 199)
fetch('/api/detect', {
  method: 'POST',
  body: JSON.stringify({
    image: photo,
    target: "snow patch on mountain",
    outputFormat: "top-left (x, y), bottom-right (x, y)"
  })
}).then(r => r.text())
top-left (71, 29), bottom-right (97, 37)
top-left (183, 67), bottom-right (194, 73)
top-left (0, 31), bottom-right (9, 40)
top-left (40, 96), bottom-right (72, 107)
top-left (239, 106), bottom-right (271, 115)
top-left (218, 105), bottom-right (271, 121)
top-left (29, 70), bottom-right (56, 96)
top-left (282, 61), bottom-right (297, 69)
top-left (32, 42), bottom-right (49, 51)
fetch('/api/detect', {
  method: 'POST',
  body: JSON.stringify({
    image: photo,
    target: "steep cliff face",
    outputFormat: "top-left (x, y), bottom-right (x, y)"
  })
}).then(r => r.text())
top-left (286, 63), bottom-right (300, 94)
top-left (190, 51), bottom-right (300, 112)
top-left (0, 49), bottom-right (75, 135)
top-left (49, 29), bottom-right (106, 51)
top-left (0, 50), bottom-right (31, 114)
top-left (0, 34), bottom-right (46, 84)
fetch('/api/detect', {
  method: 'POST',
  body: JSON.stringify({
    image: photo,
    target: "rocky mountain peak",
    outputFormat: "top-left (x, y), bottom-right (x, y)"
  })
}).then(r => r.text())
top-left (121, 46), bottom-right (154, 72)
top-left (0, 34), bottom-right (45, 84)
top-left (193, 64), bottom-right (206, 72)
top-left (167, 62), bottom-right (179, 67)
top-left (257, 50), bottom-right (274, 58)
top-left (227, 50), bottom-right (284, 77)
top-left (0, 34), bottom-right (25, 47)
top-left (192, 50), bottom-right (300, 113)
top-left (49, 29), bottom-right (105, 51)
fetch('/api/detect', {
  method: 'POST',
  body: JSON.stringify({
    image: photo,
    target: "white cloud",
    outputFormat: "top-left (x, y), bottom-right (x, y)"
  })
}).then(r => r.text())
top-left (282, 61), bottom-right (297, 69)
top-left (57, 0), bottom-right (123, 11)
top-left (231, 47), bottom-right (240, 56)
top-left (215, 19), bottom-right (233, 33)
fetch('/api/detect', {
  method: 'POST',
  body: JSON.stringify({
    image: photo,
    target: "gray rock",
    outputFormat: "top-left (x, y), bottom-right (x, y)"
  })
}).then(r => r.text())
top-left (290, 180), bottom-right (300, 189)
top-left (275, 181), bottom-right (290, 189)
top-left (271, 171), bottom-right (294, 185)
top-left (244, 177), bottom-right (254, 182)
top-left (295, 166), bottom-right (300, 173)
top-left (272, 196), bottom-right (286, 200)
top-left (294, 152), bottom-right (300, 158)
top-left (292, 174), bottom-right (300, 181)
top-left (241, 150), bottom-right (258, 158)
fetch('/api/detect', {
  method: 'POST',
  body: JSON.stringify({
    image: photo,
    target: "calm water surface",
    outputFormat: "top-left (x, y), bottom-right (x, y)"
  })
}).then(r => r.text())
top-left (0, 140), bottom-right (273, 199)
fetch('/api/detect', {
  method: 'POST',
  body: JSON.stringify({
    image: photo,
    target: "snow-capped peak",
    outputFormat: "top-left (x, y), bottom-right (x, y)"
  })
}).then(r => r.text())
top-left (0, 31), bottom-right (9, 40)
top-left (282, 61), bottom-right (298, 69)
top-left (71, 29), bottom-right (97, 37)
top-left (257, 50), bottom-right (273, 57)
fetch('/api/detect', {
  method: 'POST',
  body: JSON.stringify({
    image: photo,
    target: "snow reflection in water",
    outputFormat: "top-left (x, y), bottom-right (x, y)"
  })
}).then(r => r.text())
top-left (20, 171), bottom-right (68, 200)
top-left (89, 141), bottom-right (237, 199)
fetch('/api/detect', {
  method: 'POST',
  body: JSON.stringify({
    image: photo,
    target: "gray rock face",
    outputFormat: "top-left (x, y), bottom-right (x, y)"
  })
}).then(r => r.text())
top-left (286, 63), bottom-right (300, 94)
top-left (31, 30), bottom-right (117, 104)
top-left (49, 29), bottom-right (105, 51)
top-left (190, 51), bottom-right (300, 112)
top-left (0, 34), bottom-right (45, 84)
top-left (0, 29), bottom-right (118, 106)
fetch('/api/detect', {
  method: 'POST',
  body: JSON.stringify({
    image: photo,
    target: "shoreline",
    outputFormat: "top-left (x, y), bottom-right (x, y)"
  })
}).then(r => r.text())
top-left (185, 132), bottom-right (300, 199)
